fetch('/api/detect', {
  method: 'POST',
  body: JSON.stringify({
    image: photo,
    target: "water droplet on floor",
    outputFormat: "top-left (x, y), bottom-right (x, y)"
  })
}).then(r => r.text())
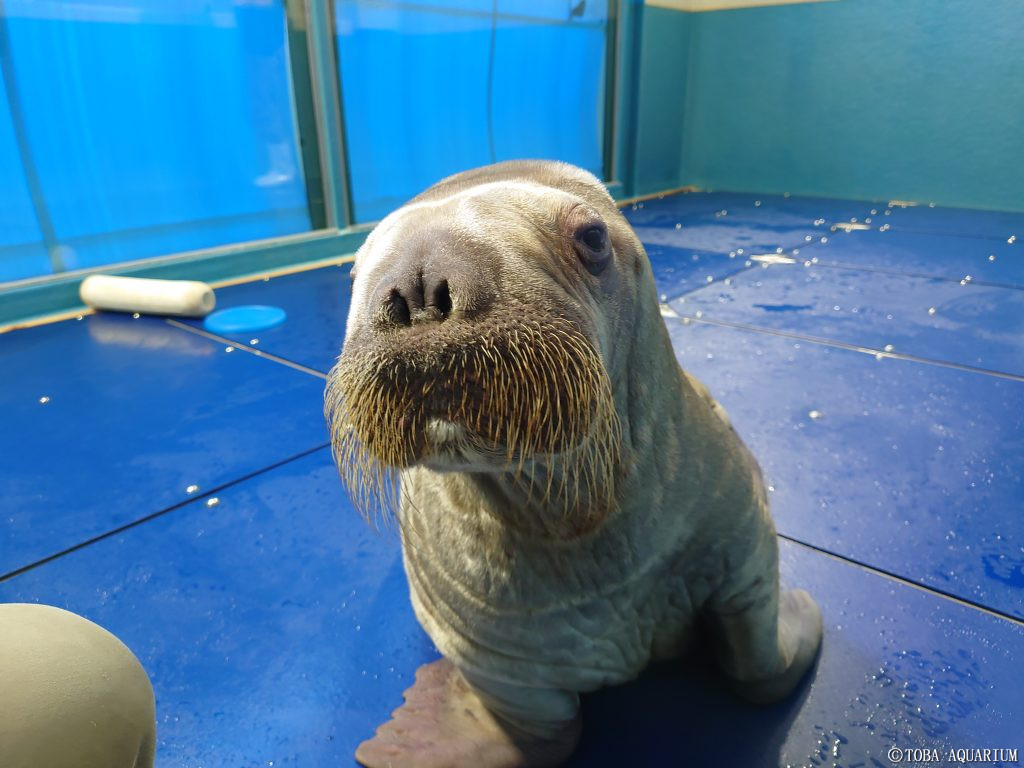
top-left (736, 248), bottom-right (744, 255)
top-left (988, 254), bottom-right (996, 262)
top-left (884, 344), bottom-right (894, 352)
top-left (754, 200), bottom-right (762, 206)
top-left (820, 237), bottom-right (828, 244)
top-left (76, 315), bottom-right (84, 321)
top-left (1007, 235), bottom-right (1016, 244)
top-left (808, 410), bottom-right (823, 420)
top-left (875, 352), bottom-right (886, 361)
top-left (206, 497), bottom-right (220, 508)
top-left (705, 275), bottom-right (714, 283)
top-left (38, 396), bottom-right (50, 404)
top-left (694, 310), bottom-right (703, 318)
top-left (805, 235), bottom-right (813, 242)
top-left (225, 346), bottom-right (235, 353)
top-left (928, 307), bottom-right (937, 315)
top-left (132, 313), bottom-right (140, 319)
top-left (249, 338), bottom-right (260, 346)
top-left (186, 484), bottom-right (200, 494)
top-left (675, 222), bottom-right (682, 229)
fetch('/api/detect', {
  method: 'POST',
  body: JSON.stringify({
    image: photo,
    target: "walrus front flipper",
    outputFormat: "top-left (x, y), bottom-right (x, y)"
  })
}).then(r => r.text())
top-left (355, 659), bottom-right (581, 768)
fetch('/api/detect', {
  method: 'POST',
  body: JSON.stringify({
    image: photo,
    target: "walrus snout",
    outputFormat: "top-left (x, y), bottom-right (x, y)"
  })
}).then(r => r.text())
top-left (367, 225), bottom-right (499, 332)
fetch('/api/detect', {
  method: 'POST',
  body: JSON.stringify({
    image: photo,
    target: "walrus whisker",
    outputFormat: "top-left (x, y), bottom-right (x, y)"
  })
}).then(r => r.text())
top-left (325, 317), bottom-right (621, 529)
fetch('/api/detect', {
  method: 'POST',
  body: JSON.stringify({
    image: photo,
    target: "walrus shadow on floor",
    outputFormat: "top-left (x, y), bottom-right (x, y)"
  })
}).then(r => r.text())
top-left (568, 639), bottom-right (815, 768)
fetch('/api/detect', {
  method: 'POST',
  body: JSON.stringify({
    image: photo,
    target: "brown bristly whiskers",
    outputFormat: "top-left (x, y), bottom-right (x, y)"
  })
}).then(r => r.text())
top-left (324, 317), bottom-right (622, 530)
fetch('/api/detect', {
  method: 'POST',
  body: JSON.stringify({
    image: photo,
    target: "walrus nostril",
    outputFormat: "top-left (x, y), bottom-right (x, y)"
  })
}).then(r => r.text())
top-left (431, 279), bottom-right (452, 319)
top-left (386, 287), bottom-right (412, 327)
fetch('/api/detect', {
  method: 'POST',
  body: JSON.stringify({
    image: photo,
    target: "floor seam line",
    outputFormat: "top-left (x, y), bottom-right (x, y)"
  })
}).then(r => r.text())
top-left (164, 318), bottom-right (329, 380)
top-left (666, 314), bottom-right (1024, 383)
top-left (0, 443), bottom-right (332, 583)
top-left (777, 532), bottom-right (1024, 627)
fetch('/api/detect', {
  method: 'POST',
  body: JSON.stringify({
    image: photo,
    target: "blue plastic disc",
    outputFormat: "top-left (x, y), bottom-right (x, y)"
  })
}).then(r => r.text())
top-left (203, 305), bottom-right (287, 334)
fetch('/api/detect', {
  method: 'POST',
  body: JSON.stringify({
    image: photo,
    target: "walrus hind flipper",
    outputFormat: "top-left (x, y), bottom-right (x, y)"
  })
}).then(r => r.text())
top-left (355, 659), bottom-right (581, 768)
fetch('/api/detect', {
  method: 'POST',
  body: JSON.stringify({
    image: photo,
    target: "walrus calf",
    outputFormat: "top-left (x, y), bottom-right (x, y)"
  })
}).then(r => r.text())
top-left (325, 160), bottom-right (823, 768)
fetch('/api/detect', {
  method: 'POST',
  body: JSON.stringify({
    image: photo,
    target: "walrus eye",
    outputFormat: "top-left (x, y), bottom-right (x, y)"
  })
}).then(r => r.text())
top-left (574, 223), bottom-right (611, 275)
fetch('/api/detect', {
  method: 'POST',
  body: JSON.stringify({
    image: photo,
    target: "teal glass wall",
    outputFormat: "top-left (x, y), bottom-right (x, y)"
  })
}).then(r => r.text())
top-left (631, 0), bottom-right (1024, 212)
top-left (0, 86), bottom-right (46, 281)
top-left (335, 0), bottom-right (611, 223)
top-left (0, 1), bottom-right (311, 283)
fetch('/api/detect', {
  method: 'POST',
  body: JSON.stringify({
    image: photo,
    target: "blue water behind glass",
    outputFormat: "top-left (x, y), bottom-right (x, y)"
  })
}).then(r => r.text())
top-left (0, 1), bottom-right (311, 282)
top-left (335, 0), bottom-right (609, 223)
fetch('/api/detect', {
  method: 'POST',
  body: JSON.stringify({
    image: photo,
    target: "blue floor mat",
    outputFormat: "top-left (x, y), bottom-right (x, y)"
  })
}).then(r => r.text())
top-left (630, 211), bottom-right (821, 256)
top-left (878, 203), bottom-right (1024, 241)
top-left (0, 449), bottom-right (425, 767)
top-left (672, 261), bottom-right (1024, 376)
top-left (813, 229), bottom-right (1024, 288)
top-left (643, 244), bottom-right (750, 301)
top-left (1, 188), bottom-right (1022, 767)
top-left (665, 317), bottom-right (1024, 620)
top-left (0, 313), bottom-right (328, 577)
top-left (1, 449), bottom-right (1019, 768)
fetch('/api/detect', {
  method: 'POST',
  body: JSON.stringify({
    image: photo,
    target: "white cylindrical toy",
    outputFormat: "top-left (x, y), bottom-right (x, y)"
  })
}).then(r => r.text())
top-left (80, 275), bottom-right (216, 317)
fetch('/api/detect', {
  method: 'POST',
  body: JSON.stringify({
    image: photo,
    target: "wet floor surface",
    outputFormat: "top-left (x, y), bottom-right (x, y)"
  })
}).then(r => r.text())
top-left (1, 192), bottom-right (1021, 766)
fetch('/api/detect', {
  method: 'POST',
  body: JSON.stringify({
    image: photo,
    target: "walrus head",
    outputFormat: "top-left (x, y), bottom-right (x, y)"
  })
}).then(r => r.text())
top-left (325, 161), bottom-right (652, 530)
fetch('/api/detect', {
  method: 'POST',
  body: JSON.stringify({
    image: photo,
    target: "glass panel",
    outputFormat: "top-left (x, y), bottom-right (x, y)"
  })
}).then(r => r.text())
top-left (0, 84), bottom-right (49, 281)
top-left (0, 0), bottom-right (313, 283)
top-left (336, 0), bottom-right (610, 223)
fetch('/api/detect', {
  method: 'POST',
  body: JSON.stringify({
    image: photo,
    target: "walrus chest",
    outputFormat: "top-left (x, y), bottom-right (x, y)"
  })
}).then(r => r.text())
top-left (398, 487), bottom-right (701, 690)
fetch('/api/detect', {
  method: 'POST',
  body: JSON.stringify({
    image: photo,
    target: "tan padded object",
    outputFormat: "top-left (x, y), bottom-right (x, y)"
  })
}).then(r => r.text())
top-left (0, 603), bottom-right (156, 768)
